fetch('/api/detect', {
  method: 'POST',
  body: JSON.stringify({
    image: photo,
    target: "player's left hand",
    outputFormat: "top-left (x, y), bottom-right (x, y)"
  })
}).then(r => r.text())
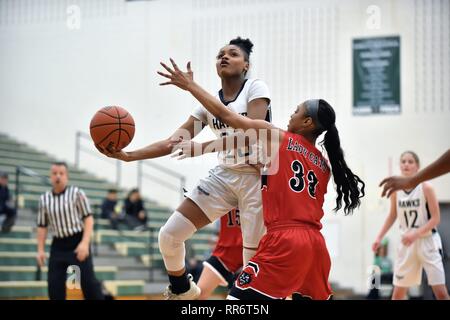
top-left (75, 241), bottom-right (90, 262)
top-left (401, 230), bottom-right (419, 246)
top-left (171, 139), bottom-right (202, 160)
top-left (157, 58), bottom-right (193, 90)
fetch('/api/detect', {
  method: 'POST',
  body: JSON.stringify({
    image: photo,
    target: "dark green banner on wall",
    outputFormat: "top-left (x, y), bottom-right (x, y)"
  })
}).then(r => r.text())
top-left (353, 36), bottom-right (401, 115)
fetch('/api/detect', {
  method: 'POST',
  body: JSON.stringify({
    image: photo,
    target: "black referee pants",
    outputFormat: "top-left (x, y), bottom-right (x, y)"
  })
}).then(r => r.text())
top-left (48, 233), bottom-right (104, 300)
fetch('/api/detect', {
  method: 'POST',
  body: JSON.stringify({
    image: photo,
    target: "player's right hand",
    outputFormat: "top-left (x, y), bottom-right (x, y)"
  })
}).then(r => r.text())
top-left (95, 144), bottom-right (131, 162)
top-left (371, 240), bottom-right (381, 253)
top-left (36, 251), bottom-right (46, 267)
top-left (379, 175), bottom-right (415, 198)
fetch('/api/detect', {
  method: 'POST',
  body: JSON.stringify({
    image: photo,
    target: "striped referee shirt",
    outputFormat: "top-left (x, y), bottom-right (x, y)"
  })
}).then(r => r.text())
top-left (38, 186), bottom-right (91, 238)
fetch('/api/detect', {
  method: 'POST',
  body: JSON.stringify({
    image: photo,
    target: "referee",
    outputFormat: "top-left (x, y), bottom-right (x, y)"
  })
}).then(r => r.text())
top-left (36, 162), bottom-right (104, 300)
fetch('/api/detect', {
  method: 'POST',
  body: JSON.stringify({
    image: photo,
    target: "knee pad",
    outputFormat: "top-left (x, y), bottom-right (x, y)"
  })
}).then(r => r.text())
top-left (158, 211), bottom-right (197, 271)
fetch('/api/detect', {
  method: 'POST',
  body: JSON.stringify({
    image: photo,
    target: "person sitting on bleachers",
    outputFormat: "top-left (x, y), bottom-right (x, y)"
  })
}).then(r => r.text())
top-left (123, 188), bottom-right (147, 231)
top-left (0, 172), bottom-right (17, 233)
top-left (100, 189), bottom-right (119, 230)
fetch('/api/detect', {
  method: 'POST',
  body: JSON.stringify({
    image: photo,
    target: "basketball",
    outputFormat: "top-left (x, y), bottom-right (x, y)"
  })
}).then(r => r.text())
top-left (89, 106), bottom-right (135, 151)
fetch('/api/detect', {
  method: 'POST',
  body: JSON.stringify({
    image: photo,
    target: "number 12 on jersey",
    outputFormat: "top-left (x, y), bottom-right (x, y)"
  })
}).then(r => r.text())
top-left (404, 210), bottom-right (419, 228)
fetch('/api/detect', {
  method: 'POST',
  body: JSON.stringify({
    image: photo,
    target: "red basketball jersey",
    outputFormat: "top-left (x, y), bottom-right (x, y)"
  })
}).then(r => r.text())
top-left (212, 209), bottom-right (243, 272)
top-left (215, 208), bottom-right (242, 248)
top-left (262, 131), bottom-right (331, 229)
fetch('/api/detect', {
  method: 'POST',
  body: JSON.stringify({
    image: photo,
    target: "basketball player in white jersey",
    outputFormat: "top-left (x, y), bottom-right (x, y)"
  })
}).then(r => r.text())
top-left (100, 37), bottom-right (271, 299)
top-left (373, 151), bottom-right (449, 300)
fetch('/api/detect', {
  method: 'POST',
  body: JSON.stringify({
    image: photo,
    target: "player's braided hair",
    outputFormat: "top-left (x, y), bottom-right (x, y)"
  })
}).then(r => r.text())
top-left (316, 100), bottom-right (365, 215)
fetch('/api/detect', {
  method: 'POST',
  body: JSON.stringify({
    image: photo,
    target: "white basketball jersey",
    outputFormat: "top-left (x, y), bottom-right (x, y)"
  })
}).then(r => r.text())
top-left (396, 184), bottom-right (434, 237)
top-left (191, 78), bottom-right (271, 172)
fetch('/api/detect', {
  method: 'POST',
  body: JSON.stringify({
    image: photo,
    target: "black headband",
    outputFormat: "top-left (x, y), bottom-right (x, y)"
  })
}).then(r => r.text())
top-left (305, 99), bottom-right (324, 131)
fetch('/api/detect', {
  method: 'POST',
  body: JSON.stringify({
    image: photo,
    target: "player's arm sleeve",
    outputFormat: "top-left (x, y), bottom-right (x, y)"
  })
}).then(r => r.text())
top-left (247, 79), bottom-right (271, 104)
top-left (76, 188), bottom-right (92, 219)
top-left (191, 104), bottom-right (208, 126)
top-left (37, 196), bottom-right (48, 228)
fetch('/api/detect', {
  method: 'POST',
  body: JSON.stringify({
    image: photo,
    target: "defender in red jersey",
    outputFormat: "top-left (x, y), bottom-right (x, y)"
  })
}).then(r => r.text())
top-left (237, 131), bottom-right (333, 299)
top-left (158, 59), bottom-right (366, 300)
top-left (197, 209), bottom-right (243, 299)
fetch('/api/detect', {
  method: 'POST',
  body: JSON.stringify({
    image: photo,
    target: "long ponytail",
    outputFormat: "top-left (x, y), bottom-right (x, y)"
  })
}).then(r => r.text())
top-left (317, 100), bottom-right (365, 214)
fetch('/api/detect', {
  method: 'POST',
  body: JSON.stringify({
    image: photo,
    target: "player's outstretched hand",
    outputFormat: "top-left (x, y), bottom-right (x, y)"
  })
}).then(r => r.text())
top-left (379, 175), bottom-right (415, 198)
top-left (95, 144), bottom-right (132, 162)
top-left (157, 58), bottom-right (194, 91)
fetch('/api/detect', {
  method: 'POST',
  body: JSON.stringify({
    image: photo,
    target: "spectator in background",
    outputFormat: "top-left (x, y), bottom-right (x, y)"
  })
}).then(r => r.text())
top-left (124, 188), bottom-right (147, 231)
top-left (101, 189), bottom-right (119, 230)
top-left (0, 172), bottom-right (17, 233)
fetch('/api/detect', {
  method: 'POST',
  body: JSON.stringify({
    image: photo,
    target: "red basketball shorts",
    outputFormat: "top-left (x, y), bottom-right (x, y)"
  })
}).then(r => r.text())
top-left (231, 225), bottom-right (332, 299)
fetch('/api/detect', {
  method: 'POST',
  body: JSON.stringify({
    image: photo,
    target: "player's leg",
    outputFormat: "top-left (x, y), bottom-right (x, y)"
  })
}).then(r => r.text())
top-left (197, 267), bottom-right (223, 300)
top-left (198, 253), bottom-right (239, 300)
top-left (237, 174), bottom-right (266, 265)
top-left (158, 199), bottom-right (207, 298)
top-left (421, 234), bottom-right (449, 299)
top-left (430, 285), bottom-right (450, 300)
top-left (392, 242), bottom-right (421, 300)
top-left (158, 167), bottom-right (237, 299)
top-left (197, 261), bottom-right (227, 299)
top-left (391, 286), bottom-right (408, 300)
top-left (160, 199), bottom-right (210, 277)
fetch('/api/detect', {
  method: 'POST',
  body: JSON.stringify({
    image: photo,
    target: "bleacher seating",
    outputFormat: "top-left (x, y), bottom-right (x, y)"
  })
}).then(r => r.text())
top-left (0, 132), bottom-right (216, 299)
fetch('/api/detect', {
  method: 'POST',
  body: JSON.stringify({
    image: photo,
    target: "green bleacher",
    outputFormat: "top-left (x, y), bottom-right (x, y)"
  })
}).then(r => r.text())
top-left (0, 132), bottom-right (216, 299)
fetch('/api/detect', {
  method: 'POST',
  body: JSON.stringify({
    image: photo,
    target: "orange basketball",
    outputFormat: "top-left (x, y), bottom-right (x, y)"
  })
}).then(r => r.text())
top-left (89, 106), bottom-right (135, 151)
